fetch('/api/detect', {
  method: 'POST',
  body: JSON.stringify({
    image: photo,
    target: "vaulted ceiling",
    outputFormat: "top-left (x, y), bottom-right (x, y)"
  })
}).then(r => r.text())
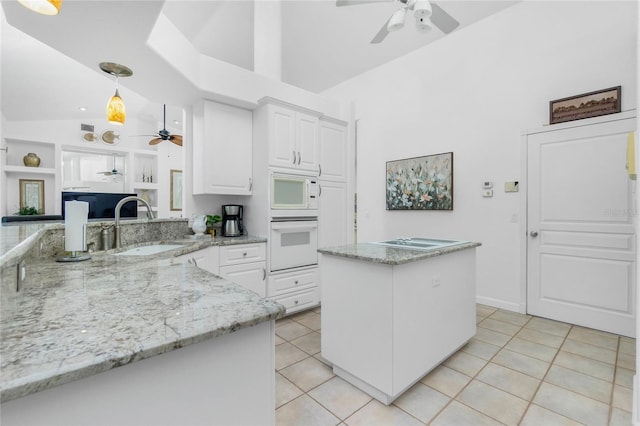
top-left (0, 0), bottom-right (516, 124)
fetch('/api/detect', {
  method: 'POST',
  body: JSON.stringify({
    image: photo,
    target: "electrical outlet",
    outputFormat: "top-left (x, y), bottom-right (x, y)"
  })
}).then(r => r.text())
top-left (482, 189), bottom-right (493, 197)
top-left (432, 275), bottom-right (441, 288)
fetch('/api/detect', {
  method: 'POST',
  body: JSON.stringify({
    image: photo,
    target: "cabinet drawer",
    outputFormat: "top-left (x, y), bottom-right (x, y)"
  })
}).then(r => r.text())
top-left (271, 288), bottom-right (319, 314)
top-left (219, 243), bottom-right (266, 266)
top-left (268, 268), bottom-right (318, 296)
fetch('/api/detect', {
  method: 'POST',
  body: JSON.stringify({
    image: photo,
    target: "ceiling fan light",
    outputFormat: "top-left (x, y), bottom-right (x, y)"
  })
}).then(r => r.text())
top-left (415, 16), bottom-right (432, 33)
top-left (106, 89), bottom-right (126, 126)
top-left (413, 0), bottom-right (432, 18)
top-left (387, 8), bottom-right (407, 32)
top-left (17, 0), bottom-right (62, 15)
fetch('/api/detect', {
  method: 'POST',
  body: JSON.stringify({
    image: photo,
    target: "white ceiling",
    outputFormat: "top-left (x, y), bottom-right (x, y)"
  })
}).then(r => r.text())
top-left (0, 0), bottom-right (516, 124)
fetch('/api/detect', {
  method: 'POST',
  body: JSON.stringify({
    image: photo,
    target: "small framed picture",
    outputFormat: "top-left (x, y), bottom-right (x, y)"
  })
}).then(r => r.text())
top-left (19, 179), bottom-right (44, 213)
top-left (550, 86), bottom-right (621, 125)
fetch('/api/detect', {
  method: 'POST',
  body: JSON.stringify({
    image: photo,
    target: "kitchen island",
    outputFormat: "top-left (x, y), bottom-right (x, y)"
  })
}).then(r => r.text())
top-left (318, 239), bottom-right (480, 405)
top-left (1, 221), bottom-right (284, 425)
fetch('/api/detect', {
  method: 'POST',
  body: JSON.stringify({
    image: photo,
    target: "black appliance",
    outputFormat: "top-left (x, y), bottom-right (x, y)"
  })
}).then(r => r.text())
top-left (221, 204), bottom-right (244, 237)
top-left (62, 192), bottom-right (137, 219)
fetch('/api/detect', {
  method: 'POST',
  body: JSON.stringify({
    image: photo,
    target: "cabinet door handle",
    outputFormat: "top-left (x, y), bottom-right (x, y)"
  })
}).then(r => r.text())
top-left (292, 150), bottom-right (297, 165)
top-left (318, 164), bottom-right (322, 177)
top-left (318, 184), bottom-right (322, 197)
top-left (188, 257), bottom-right (198, 267)
top-left (294, 300), bottom-right (299, 305)
top-left (262, 267), bottom-right (266, 280)
top-left (294, 280), bottom-right (299, 285)
top-left (248, 177), bottom-right (253, 191)
top-left (242, 252), bottom-right (247, 257)
top-left (297, 151), bottom-right (301, 165)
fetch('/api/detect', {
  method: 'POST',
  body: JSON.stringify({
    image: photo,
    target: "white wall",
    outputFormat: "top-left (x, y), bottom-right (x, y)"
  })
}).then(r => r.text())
top-left (323, 1), bottom-right (638, 311)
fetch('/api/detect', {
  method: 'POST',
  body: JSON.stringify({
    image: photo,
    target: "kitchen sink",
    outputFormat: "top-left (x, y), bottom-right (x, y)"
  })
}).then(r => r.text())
top-left (371, 238), bottom-right (467, 250)
top-left (114, 244), bottom-right (185, 256)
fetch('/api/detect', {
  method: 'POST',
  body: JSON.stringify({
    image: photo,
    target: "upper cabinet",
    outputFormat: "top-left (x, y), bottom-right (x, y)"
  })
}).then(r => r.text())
top-left (265, 102), bottom-right (320, 174)
top-left (319, 118), bottom-right (348, 182)
top-left (192, 100), bottom-right (253, 195)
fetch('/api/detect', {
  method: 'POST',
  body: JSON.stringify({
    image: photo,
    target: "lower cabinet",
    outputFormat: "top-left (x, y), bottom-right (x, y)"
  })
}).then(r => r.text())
top-left (179, 242), bottom-right (320, 314)
top-left (268, 267), bottom-right (319, 314)
top-left (178, 243), bottom-right (267, 298)
top-left (220, 262), bottom-right (267, 297)
top-left (176, 246), bottom-right (220, 274)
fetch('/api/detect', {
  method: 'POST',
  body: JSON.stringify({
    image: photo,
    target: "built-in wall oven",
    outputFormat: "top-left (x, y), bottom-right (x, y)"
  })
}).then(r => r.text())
top-left (270, 218), bottom-right (318, 272)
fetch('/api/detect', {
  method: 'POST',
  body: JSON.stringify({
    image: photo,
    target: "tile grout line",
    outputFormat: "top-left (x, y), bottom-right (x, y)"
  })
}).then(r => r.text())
top-left (514, 320), bottom-right (575, 425)
top-left (275, 308), bottom-right (633, 426)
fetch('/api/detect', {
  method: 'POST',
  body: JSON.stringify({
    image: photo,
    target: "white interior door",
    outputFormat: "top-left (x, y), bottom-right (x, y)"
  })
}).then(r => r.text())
top-left (527, 115), bottom-right (636, 337)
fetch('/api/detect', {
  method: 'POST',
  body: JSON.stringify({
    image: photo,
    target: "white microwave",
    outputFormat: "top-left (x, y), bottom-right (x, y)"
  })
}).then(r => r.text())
top-left (271, 173), bottom-right (319, 213)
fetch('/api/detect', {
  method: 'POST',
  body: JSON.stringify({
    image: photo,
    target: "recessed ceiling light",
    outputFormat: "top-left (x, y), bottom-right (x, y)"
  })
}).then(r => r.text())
top-left (78, 106), bottom-right (88, 111)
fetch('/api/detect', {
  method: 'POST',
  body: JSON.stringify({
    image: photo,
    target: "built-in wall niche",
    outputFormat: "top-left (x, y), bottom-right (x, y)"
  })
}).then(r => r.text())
top-left (62, 150), bottom-right (127, 193)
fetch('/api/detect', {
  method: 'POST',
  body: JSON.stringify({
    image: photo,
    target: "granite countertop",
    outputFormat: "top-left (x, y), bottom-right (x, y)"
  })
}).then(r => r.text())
top-left (318, 241), bottom-right (481, 265)
top-left (0, 223), bottom-right (282, 403)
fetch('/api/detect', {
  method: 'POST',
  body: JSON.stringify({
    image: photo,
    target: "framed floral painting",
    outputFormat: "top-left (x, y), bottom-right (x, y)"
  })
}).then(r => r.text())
top-left (386, 152), bottom-right (453, 210)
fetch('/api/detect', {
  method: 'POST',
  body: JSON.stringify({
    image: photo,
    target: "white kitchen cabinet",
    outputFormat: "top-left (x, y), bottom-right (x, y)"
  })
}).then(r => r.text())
top-left (318, 181), bottom-right (348, 249)
top-left (319, 119), bottom-right (347, 182)
top-left (218, 243), bottom-right (267, 297)
top-left (192, 100), bottom-right (253, 195)
top-left (264, 102), bottom-right (319, 173)
top-left (219, 263), bottom-right (267, 297)
top-left (268, 267), bottom-right (319, 314)
top-left (178, 243), bottom-right (267, 297)
top-left (175, 246), bottom-right (220, 274)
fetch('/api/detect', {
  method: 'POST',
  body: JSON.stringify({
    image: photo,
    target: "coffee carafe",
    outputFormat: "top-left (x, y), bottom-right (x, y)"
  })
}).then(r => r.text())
top-left (221, 204), bottom-right (244, 237)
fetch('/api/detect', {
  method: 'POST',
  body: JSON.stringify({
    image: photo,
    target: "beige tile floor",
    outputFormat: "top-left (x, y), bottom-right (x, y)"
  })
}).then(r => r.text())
top-left (275, 305), bottom-right (635, 426)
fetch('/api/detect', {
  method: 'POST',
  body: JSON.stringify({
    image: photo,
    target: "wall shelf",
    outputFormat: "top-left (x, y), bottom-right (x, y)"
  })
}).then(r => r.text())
top-left (4, 165), bottom-right (56, 175)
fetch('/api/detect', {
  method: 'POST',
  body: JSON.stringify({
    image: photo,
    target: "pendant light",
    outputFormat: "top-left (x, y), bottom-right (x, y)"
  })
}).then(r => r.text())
top-left (99, 62), bottom-right (133, 126)
top-left (17, 0), bottom-right (62, 15)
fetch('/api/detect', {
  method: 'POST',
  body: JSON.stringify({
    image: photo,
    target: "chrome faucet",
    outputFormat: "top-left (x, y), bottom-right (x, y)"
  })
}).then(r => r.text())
top-left (114, 196), bottom-right (154, 249)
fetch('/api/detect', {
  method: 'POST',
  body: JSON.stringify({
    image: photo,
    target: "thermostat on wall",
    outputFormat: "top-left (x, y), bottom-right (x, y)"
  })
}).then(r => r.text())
top-left (482, 181), bottom-right (493, 189)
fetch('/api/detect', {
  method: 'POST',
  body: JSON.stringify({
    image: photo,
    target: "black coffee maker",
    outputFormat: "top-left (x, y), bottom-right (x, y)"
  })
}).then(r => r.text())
top-left (221, 204), bottom-right (244, 237)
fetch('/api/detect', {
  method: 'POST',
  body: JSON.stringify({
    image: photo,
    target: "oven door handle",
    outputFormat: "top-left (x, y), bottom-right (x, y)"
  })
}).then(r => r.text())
top-left (271, 222), bottom-right (318, 231)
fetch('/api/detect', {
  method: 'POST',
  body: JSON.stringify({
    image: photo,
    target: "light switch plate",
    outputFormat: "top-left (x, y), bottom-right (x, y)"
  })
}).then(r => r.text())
top-left (482, 181), bottom-right (493, 189)
top-left (504, 181), bottom-right (519, 192)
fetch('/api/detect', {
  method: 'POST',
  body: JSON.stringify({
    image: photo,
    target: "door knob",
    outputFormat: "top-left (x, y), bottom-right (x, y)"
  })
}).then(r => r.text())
top-left (530, 231), bottom-right (538, 237)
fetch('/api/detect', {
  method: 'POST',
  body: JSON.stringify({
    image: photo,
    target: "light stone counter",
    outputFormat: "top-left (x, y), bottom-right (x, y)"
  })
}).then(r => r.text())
top-left (0, 221), bottom-right (283, 403)
top-left (318, 241), bottom-right (481, 265)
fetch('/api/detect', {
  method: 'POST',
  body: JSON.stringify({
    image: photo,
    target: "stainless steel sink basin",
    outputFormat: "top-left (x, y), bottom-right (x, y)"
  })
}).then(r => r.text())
top-left (371, 238), bottom-right (467, 250)
top-left (114, 244), bottom-right (185, 256)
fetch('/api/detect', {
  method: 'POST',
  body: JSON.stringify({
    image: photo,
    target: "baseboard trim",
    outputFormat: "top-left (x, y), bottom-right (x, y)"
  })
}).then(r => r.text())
top-left (476, 296), bottom-right (524, 314)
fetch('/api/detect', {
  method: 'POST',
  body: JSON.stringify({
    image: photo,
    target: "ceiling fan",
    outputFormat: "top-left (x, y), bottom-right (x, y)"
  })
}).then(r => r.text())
top-left (147, 104), bottom-right (183, 146)
top-left (97, 154), bottom-right (124, 177)
top-left (337, 0), bottom-right (460, 44)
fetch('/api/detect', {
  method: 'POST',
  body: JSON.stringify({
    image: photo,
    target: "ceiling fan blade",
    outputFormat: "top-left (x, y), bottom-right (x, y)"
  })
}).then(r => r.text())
top-left (169, 135), bottom-right (183, 146)
top-left (371, 14), bottom-right (393, 43)
top-left (430, 2), bottom-right (459, 34)
top-left (337, 0), bottom-right (391, 6)
top-left (148, 138), bottom-right (163, 145)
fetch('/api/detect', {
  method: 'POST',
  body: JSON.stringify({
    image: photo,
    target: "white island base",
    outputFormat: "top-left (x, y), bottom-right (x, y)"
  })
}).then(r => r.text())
top-left (320, 247), bottom-right (477, 405)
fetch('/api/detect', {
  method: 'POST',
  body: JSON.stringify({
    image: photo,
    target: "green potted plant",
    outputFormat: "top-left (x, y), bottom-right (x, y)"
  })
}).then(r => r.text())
top-left (16, 206), bottom-right (41, 215)
top-left (206, 214), bottom-right (221, 236)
